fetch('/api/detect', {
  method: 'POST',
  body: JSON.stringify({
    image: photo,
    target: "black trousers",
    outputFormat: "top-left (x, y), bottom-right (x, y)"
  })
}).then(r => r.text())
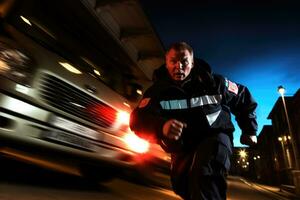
top-left (170, 133), bottom-right (232, 200)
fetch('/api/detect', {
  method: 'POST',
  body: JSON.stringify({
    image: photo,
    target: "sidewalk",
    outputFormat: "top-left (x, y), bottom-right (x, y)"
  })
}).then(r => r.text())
top-left (241, 178), bottom-right (300, 200)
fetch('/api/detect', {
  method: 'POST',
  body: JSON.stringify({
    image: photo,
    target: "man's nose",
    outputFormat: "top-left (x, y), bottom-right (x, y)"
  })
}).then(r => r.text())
top-left (175, 61), bottom-right (183, 69)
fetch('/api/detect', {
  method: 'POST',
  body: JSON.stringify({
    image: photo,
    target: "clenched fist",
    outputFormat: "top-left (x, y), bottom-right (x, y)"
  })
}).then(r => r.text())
top-left (162, 119), bottom-right (187, 140)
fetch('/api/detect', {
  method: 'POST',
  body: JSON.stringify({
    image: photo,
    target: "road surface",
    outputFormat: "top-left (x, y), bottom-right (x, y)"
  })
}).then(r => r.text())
top-left (0, 159), bottom-right (292, 200)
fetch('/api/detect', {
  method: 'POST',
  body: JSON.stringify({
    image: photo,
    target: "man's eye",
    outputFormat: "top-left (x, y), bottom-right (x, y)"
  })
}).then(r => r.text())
top-left (182, 60), bottom-right (189, 65)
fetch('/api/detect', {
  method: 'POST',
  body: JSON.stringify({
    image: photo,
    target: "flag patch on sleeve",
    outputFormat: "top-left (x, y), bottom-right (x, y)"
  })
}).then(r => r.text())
top-left (138, 98), bottom-right (151, 108)
top-left (226, 79), bottom-right (238, 95)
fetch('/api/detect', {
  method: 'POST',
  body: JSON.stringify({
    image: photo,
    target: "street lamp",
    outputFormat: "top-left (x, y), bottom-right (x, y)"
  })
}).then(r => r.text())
top-left (277, 85), bottom-right (299, 169)
top-left (278, 85), bottom-right (285, 96)
top-left (239, 149), bottom-right (247, 159)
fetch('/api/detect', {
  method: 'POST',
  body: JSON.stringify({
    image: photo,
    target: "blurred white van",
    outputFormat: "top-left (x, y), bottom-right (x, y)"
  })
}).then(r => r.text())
top-left (0, 0), bottom-right (156, 181)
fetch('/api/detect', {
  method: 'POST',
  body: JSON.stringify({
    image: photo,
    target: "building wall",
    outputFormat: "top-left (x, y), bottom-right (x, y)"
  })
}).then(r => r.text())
top-left (267, 89), bottom-right (300, 186)
top-left (254, 126), bottom-right (280, 185)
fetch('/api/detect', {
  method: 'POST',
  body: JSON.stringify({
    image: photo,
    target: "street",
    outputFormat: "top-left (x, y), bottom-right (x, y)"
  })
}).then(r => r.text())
top-left (227, 176), bottom-right (292, 200)
top-left (0, 159), bottom-right (294, 200)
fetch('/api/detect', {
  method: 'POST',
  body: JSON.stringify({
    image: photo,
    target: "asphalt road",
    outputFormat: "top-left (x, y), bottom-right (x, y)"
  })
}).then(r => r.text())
top-left (0, 158), bottom-right (181, 200)
top-left (227, 176), bottom-right (291, 200)
top-left (0, 158), bottom-right (292, 200)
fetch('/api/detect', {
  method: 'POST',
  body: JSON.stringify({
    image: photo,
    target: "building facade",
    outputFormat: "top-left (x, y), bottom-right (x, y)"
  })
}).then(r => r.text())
top-left (256, 89), bottom-right (300, 186)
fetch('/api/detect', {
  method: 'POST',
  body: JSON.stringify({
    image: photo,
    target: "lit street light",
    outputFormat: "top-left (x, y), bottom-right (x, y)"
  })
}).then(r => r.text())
top-left (277, 86), bottom-right (300, 196)
top-left (239, 149), bottom-right (247, 159)
top-left (277, 85), bottom-right (299, 169)
top-left (278, 85), bottom-right (285, 96)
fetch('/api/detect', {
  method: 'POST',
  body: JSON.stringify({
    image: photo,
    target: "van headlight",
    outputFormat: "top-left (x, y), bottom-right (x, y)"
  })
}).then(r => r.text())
top-left (0, 40), bottom-right (34, 86)
top-left (123, 131), bottom-right (150, 154)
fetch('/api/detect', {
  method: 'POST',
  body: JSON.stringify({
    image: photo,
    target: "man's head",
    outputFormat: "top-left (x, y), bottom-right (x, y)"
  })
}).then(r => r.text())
top-left (165, 42), bottom-right (194, 82)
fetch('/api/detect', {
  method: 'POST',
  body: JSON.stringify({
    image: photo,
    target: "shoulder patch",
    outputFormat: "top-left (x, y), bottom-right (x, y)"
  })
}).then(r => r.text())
top-left (138, 98), bottom-right (151, 108)
top-left (227, 80), bottom-right (238, 95)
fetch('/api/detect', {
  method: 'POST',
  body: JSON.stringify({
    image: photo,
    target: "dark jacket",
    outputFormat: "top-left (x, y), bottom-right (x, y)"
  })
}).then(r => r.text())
top-left (130, 58), bottom-right (257, 153)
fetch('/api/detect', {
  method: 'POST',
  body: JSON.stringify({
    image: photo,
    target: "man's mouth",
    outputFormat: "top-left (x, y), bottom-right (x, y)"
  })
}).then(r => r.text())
top-left (174, 73), bottom-right (184, 77)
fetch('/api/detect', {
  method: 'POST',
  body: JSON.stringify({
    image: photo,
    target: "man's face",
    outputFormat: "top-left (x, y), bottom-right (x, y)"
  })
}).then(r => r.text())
top-left (165, 48), bottom-right (194, 82)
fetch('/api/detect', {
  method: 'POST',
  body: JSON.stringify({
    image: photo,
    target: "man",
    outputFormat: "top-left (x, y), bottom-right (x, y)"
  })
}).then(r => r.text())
top-left (130, 42), bottom-right (257, 200)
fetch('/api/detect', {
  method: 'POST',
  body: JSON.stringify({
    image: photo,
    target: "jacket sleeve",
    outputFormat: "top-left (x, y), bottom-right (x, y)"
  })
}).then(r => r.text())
top-left (220, 76), bottom-right (258, 136)
top-left (129, 87), bottom-right (168, 143)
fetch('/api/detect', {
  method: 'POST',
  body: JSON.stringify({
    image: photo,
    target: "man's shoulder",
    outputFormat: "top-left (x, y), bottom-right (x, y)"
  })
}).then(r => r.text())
top-left (212, 73), bottom-right (225, 81)
top-left (194, 58), bottom-right (212, 73)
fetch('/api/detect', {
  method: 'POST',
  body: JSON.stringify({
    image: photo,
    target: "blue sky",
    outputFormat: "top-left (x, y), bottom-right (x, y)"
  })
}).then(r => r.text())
top-left (140, 0), bottom-right (300, 146)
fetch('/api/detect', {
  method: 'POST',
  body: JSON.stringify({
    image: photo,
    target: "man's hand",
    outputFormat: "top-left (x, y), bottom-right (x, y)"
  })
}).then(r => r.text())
top-left (162, 119), bottom-right (187, 140)
top-left (240, 134), bottom-right (257, 146)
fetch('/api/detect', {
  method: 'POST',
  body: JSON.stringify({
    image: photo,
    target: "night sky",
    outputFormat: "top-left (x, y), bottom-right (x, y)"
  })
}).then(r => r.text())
top-left (140, 0), bottom-right (300, 146)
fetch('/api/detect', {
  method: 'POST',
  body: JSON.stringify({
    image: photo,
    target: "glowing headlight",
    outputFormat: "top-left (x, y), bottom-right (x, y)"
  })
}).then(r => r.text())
top-left (116, 111), bottom-right (130, 125)
top-left (123, 133), bottom-right (150, 154)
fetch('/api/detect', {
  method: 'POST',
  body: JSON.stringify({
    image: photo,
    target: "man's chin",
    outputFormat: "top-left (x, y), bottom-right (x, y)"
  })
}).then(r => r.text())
top-left (173, 75), bottom-right (185, 81)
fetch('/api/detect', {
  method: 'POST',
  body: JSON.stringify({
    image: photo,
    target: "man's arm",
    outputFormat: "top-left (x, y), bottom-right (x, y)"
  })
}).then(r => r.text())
top-left (220, 76), bottom-right (258, 146)
top-left (129, 88), bottom-right (167, 143)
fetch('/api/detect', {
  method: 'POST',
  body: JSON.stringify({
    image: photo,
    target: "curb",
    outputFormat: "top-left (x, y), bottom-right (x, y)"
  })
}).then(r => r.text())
top-left (240, 178), bottom-right (293, 200)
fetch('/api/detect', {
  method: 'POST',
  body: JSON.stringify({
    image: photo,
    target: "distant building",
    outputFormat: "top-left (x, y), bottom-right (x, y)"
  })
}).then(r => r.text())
top-left (266, 89), bottom-right (300, 185)
top-left (254, 125), bottom-right (280, 185)
top-left (291, 89), bottom-right (300, 154)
